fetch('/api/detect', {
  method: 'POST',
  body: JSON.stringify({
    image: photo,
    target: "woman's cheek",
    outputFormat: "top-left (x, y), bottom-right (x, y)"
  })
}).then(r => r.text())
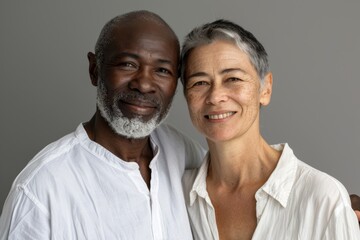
top-left (185, 91), bottom-right (200, 105)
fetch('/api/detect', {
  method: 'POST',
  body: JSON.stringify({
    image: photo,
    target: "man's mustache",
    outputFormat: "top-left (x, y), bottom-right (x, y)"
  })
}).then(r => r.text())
top-left (115, 91), bottom-right (161, 108)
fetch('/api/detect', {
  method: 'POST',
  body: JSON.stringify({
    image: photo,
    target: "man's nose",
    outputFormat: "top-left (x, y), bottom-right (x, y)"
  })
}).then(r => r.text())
top-left (128, 67), bottom-right (156, 93)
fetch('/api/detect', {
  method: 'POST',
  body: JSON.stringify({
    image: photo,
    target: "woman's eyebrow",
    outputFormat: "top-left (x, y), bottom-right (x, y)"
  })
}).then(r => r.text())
top-left (220, 68), bottom-right (246, 75)
top-left (186, 71), bottom-right (209, 80)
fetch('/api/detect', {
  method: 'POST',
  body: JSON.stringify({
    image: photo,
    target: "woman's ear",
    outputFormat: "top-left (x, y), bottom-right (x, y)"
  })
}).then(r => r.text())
top-left (87, 52), bottom-right (98, 86)
top-left (260, 72), bottom-right (273, 106)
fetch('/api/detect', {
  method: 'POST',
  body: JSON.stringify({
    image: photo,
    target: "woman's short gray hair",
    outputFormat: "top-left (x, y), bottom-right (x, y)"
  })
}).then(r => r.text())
top-left (180, 19), bottom-right (269, 87)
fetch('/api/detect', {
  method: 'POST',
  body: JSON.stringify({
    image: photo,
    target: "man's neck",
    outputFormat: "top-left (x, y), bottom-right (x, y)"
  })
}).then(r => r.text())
top-left (84, 113), bottom-right (154, 188)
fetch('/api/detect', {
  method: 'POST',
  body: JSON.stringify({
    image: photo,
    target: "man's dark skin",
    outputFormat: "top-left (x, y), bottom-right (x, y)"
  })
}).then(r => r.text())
top-left (351, 194), bottom-right (360, 223)
top-left (84, 17), bottom-right (179, 188)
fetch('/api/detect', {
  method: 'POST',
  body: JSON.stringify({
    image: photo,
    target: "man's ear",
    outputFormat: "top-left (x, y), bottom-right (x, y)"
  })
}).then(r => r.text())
top-left (87, 52), bottom-right (98, 86)
top-left (259, 72), bottom-right (273, 106)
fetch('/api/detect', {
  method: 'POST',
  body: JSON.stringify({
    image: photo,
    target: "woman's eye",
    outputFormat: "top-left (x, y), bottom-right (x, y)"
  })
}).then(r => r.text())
top-left (193, 81), bottom-right (209, 86)
top-left (228, 77), bottom-right (242, 82)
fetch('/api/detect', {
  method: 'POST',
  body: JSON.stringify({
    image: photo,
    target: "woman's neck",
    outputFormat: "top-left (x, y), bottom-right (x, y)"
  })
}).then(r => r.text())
top-left (206, 135), bottom-right (281, 190)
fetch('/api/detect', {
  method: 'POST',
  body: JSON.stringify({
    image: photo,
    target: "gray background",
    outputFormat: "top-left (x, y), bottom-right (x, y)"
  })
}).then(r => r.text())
top-left (1, 0), bottom-right (359, 210)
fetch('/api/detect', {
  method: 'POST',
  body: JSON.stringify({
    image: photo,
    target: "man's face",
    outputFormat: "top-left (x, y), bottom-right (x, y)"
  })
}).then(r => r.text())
top-left (96, 21), bottom-right (179, 138)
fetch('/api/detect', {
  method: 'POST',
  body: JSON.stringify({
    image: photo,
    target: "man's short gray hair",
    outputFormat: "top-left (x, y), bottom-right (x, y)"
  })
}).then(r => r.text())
top-left (94, 10), bottom-right (179, 71)
top-left (180, 19), bottom-right (269, 87)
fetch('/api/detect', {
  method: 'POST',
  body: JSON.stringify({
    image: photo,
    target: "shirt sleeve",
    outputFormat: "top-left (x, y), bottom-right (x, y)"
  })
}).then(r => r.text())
top-left (322, 205), bottom-right (360, 240)
top-left (0, 185), bottom-right (51, 240)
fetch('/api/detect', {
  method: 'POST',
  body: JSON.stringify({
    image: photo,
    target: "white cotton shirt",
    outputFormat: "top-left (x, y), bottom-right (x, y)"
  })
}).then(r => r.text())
top-left (0, 123), bottom-right (205, 240)
top-left (183, 143), bottom-right (360, 240)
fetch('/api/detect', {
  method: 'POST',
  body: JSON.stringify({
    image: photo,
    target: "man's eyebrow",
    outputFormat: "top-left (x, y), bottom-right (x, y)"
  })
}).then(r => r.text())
top-left (157, 59), bottom-right (173, 65)
top-left (111, 52), bottom-right (173, 65)
top-left (112, 52), bottom-right (140, 60)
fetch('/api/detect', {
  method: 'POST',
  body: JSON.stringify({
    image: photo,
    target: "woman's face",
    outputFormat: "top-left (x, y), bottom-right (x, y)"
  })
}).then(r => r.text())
top-left (184, 40), bottom-right (272, 143)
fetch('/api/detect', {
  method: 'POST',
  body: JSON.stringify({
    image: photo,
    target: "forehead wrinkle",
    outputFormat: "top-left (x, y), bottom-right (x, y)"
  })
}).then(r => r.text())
top-left (186, 53), bottom-right (215, 77)
top-left (108, 28), bottom-right (178, 58)
top-left (187, 71), bottom-right (209, 80)
top-left (110, 52), bottom-right (140, 60)
top-left (148, 55), bottom-right (177, 69)
top-left (220, 68), bottom-right (246, 75)
top-left (156, 58), bottom-right (174, 66)
top-left (143, 52), bottom-right (176, 68)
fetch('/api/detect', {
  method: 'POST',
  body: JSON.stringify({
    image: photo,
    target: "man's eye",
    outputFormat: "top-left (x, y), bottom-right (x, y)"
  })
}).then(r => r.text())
top-left (157, 68), bottom-right (171, 75)
top-left (119, 62), bottom-right (137, 69)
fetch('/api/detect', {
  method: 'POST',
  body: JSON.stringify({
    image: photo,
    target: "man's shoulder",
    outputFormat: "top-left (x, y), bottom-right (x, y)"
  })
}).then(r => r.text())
top-left (153, 123), bottom-right (186, 138)
top-left (152, 123), bottom-right (206, 168)
top-left (12, 127), bottom-right (81, 188)
top-left (153, 123), bottom-right (201, 148)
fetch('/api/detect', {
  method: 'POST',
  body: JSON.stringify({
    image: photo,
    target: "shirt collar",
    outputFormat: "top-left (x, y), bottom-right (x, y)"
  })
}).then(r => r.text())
top-left (258, 143), bottom-right (298, 208)
top-left (188, 143), bottom-right (298, 208)
top-left (75, 123), bottom-right (160, 170)
top-left (189, 152), bottom-right (210, 206)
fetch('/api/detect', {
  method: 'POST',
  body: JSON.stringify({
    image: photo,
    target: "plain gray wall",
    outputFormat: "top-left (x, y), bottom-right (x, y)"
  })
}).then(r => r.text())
top-left (1, 0), bottom-right (360, 210)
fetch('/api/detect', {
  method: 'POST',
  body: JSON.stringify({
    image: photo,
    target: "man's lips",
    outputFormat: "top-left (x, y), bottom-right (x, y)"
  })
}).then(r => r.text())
top-left (122, 99), bottom-right (157, 108)
top-left (120, 100), bottom-right (157, 115)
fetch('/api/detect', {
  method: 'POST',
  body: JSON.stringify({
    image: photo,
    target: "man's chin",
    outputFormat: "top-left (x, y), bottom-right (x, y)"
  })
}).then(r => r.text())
top-left (109, 116), bottom-right (160, 139)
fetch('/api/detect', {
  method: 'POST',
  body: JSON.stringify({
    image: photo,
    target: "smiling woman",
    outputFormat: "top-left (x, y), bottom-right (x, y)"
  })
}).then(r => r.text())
top-left (184, 40), bottom-right (272, 143)
top-left (181, 19), bottom-right (360, 240)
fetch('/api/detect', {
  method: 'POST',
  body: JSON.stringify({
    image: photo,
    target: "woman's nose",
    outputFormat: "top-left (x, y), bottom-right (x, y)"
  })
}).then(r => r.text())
top-left (205, 84), bottom-right (228, 105)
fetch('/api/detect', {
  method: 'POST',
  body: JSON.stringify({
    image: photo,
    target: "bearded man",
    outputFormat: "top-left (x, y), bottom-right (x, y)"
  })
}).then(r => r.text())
top-left (1, 10), bottom-right (360, 240)
top-left (0, 11), bottom-right (204, 239)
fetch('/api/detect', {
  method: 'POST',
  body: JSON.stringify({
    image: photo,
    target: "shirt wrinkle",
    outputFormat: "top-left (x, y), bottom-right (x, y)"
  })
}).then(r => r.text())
top-left (19, 185), bottom-right (49, 217)
top-left (19, 137), bottom-right (78, 187)
top-left (1, 123), bottom-right (206, 240)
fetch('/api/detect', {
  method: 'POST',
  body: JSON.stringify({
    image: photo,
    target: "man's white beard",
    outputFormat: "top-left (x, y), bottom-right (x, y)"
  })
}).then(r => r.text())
top-left (96, 80), bottom-right (171, 139)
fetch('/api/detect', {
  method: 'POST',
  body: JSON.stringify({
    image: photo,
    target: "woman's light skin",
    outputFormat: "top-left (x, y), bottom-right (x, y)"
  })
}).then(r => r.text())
top-left (184, 40), bottom-right (281, 239)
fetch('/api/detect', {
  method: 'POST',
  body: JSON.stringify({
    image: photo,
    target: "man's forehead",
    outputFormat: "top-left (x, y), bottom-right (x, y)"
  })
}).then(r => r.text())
top-left (108, 22), bottom-right (177, 47)
top-left (103, 32), bottom-right (178, 64)
top-left (110, 28), bottom-right (176, 48)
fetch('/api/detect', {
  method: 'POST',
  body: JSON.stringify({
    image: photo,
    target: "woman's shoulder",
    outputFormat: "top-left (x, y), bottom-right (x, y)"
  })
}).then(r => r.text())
top-left (294, 159), bottom-right (351, 207)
